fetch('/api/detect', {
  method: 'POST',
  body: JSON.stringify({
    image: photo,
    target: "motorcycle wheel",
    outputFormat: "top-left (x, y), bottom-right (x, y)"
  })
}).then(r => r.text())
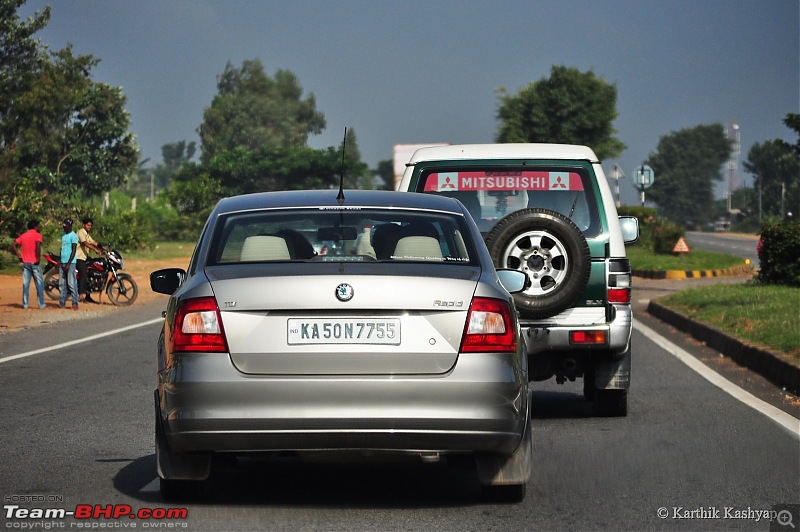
top-left (106, 274), bottom-right (138, 306)
top-left (44, 269), bottom-right (61, 300)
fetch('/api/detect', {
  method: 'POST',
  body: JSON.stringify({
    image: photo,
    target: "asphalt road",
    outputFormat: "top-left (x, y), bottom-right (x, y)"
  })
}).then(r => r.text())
top-left (684, 231), bottom-right (760, 268)
top-left (1, 297), bottom-right (798, 530)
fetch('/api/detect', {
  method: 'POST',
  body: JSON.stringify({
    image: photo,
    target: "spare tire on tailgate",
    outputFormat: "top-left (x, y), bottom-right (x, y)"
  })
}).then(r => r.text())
top-left (485, 208), bottom-right (591, 320)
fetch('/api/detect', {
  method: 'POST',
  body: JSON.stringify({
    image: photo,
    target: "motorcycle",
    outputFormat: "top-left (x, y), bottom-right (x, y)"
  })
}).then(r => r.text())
top-left (42, 246), bottom-right (139, 306)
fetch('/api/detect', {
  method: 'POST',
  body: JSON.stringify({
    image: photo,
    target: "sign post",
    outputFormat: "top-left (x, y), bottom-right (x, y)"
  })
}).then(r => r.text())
top-left (632, 164), bottom-right (655, 206)
top-left (672, 236), bottom-right (691, 261)
top-left (608, 164), bottom-right (625, 207)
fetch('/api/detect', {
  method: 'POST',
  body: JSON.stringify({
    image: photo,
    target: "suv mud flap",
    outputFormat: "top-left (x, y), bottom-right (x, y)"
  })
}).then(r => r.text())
top-left (593, 344), bottom-right (631, 390)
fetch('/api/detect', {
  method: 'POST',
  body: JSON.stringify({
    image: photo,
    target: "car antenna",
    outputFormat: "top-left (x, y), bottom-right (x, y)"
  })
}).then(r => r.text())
top-left (337, 127), bottom-right (347, 206)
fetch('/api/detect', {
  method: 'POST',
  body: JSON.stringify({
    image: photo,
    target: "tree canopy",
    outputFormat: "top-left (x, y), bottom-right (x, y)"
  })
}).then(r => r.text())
top-left (0, 0), bottom-right (139, 239)
top-left (495, 65), bottom-right (626, 160)
top-left (644, 124), bottom-right (731, 226)
top-left (198, 59), bottom-right (326, 164)
top-left (743, 114), bottom-right (800, 219)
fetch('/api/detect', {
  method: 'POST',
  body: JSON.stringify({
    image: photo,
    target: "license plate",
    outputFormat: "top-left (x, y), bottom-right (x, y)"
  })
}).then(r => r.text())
top-left (287, 318), bottom-right (401, 345)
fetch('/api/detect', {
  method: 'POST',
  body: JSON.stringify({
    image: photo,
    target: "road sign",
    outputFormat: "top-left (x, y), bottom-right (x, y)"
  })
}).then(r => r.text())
top-left (608, 164), bottom-right (625, 181)
top-left (672, 237), bottom-right (691, 254)
top-left (633, 164), bottom-right (654, 190)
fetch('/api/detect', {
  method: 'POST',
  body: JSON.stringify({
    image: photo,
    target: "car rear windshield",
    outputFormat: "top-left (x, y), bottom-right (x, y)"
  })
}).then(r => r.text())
top-left (206, 208), bottom-right (478, 265)
top-left (419, 166), bottom-right (601, 236)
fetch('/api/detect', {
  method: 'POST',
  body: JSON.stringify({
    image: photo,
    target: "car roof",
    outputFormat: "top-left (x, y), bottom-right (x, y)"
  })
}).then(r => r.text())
top-left (406, 143), bottom-right (600, 164)
top-left (212, 189), bottom-right (463, 215)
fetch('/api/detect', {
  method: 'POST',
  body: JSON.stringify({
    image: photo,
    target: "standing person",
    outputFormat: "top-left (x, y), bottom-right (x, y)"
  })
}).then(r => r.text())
top-left (76, 217), bottom-right (102, 303)
top-left (59, 218), bottom-right (79, 310)
top-left (12, 219), bottom-right (46, 309)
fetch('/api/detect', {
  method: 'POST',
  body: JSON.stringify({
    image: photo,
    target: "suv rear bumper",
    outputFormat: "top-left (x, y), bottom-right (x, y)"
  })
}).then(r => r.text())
top-left (521, 304), bottom-right (633, 356)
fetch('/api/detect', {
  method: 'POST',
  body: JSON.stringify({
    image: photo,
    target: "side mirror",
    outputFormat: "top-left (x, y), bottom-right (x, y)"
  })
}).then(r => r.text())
top-left (619, 216), bottom-right (639, 244)
top-left (496, 269), bottom-right (528, 294)
top-left (150, 268), bottom-right (186, 295)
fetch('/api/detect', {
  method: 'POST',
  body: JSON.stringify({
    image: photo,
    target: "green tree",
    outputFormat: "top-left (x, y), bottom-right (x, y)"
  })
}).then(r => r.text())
top-left (207, 144), bottom-right (339, 195)
top-left (373, 159), bottom-right (394, 190)
top-left (198, 59), bottom-right (325, 164)
top-left (783, 113), bottom-right (800, 154)
top-left (3, 43), bottom-right (138, 196)
top-left (0, 0), bottom-right (138, 243)
top-left (645, 124), bottom-right (731, 226)
top-left (340, 128), bottom-right (370, 190)
top-left (165, 163), bottom-right (223, 231)
top-left (744, 139), bottom-right (799, 219)
top-left (495, 65), bottom-right (626, 160)
top-left (0, 0), bottom-right (51, 184)
top-left (152, 140), bottom-right (196, 190)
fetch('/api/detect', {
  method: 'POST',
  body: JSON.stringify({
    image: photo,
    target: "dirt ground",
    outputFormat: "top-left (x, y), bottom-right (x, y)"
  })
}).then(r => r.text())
top-left (0, 257), bottom-right (190, 335)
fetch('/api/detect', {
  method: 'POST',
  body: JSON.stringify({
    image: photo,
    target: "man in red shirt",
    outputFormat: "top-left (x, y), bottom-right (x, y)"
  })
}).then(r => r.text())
top-left (13, 219), bottom-right (46, 309)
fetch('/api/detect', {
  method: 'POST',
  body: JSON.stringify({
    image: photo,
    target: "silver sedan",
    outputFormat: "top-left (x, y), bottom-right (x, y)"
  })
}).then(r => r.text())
top-left (150, 189), bottom-right (531, 502)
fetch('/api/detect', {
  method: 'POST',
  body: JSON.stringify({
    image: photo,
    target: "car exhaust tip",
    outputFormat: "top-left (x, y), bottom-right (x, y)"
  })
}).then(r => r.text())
top-left (420, 452), bottom-right (441, 463)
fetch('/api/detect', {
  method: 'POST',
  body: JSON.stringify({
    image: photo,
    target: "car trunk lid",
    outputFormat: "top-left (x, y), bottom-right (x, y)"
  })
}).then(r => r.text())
top-left (206, 264), bottom-right (480, 375)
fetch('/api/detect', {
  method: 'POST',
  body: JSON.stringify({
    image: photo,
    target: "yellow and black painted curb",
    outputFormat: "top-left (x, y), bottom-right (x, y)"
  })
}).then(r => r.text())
top-left (633, 262), bottom-right (754, 280)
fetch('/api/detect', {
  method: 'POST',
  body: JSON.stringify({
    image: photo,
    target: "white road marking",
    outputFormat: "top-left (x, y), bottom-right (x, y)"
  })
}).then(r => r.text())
top-left (0, 318), bottom-right (164, 364)
top-left (634, 318), bottom-right (800, 439)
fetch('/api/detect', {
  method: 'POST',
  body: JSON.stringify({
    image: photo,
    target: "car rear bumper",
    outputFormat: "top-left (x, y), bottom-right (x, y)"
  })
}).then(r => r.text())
top-left (158, 351), bottom-right (528, 455)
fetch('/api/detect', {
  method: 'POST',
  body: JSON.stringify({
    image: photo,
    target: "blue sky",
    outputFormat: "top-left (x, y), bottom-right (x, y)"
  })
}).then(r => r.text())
top-left (19, 0), bottom-right (799, 205)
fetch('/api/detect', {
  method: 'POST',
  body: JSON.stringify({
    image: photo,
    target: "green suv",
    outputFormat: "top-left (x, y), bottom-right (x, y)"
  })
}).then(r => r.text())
top-left (399, 144), bottom-right (639, 416)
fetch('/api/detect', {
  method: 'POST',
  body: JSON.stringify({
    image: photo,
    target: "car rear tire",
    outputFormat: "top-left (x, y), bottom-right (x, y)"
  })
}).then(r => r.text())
top-left (485, 209), bottom-right (591, 319)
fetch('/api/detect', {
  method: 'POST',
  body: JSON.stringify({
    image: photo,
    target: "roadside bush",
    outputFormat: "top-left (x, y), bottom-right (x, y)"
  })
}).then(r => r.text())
top-left (137, 197), bottom-right (200, 242)
top-left (757, 219), bottom-right (800, 286)
top-left (618, 207), bottom-right (684, 254)
top-left (650, 219), bottom-right (686, 254)
top-left (94, 210), bottom-right (155, 252)
top-left (617, 205), bottom-right (657, 221)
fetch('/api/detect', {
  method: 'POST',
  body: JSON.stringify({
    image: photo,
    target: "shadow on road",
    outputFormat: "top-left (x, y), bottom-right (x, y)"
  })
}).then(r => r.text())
top-left (530, 390), bottom-right (595, 419)
top-left (113, 453), bottom-right (493, 508)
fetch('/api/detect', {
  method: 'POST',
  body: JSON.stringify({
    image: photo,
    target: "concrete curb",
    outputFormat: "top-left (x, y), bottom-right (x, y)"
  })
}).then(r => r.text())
top-left (633, 262), bottom-right (754, 280)
top-left (647, 300), bottom-right (800, 395)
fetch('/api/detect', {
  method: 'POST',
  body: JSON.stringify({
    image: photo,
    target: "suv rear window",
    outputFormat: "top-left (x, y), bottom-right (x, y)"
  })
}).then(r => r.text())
top-left (419, 167), bottom-right (601, 236)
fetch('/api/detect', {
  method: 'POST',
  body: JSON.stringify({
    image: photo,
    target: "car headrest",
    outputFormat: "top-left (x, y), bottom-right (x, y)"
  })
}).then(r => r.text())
top-left (240, 235), bottom-right (291, 261)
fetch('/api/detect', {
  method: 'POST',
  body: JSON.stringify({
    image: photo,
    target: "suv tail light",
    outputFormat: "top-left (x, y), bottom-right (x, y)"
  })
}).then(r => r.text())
top-left (460, 297), bottom-right (517, 353)
top-left (570, 330), bottom-right (607, 345)
top-left (170, 297), bottom-right (228, 353)
top-left (608, 259), bottom-right (632, 304)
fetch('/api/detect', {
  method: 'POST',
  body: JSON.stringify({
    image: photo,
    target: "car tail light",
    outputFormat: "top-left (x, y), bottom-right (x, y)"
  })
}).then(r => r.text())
top-left (570, 330), bottom-right (607, 345)
top-left (460, 297), bottom-right (517, 353)
top-left (170, 297), bottom-right (228, 353)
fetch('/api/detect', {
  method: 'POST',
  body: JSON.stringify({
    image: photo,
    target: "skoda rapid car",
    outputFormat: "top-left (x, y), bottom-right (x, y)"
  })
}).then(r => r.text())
top-left (150, 189), bottom-right (531, 502)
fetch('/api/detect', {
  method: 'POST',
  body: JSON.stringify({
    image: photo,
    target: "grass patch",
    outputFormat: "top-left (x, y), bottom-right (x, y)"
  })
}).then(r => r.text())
top-left (658, 283), bottom-right (800, 363)
top-left (0, 241), bottom-right (195, 275)
top-left (125, 241), bottom-right (196, 260)
top-left (627, 245), bottom-right (746, 271)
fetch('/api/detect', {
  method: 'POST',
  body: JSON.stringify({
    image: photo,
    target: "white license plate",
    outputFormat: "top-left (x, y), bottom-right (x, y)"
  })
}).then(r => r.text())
top-left (287, 318), bottom-right (401, 345)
